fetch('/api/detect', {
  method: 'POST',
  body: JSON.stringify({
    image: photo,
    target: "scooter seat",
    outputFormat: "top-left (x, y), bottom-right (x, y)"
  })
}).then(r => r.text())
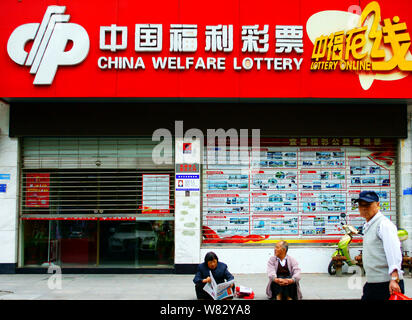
top-left (332, 255), bottom-right (347, 261)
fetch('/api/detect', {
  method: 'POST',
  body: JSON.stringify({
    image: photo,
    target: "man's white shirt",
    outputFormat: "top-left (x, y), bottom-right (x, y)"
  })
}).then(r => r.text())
top-left (277, 256), bottom-right (287, 267)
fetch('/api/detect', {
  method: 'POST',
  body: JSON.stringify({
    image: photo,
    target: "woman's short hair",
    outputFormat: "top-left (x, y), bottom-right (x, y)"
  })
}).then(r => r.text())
top-left (204, 251), bottom-right (219, 263)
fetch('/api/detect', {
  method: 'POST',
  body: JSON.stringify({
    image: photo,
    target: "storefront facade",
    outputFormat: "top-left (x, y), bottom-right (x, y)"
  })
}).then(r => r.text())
top-left (0, 0), bottom-right (412, 274)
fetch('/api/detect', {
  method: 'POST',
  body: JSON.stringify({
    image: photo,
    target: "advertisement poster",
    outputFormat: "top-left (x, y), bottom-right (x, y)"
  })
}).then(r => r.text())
top-left (251, 215), bottom-right (299, 236)
top-left (142, 174), bottom-right (170, 213)
top-left (175, 174), bottom-right (200, 192)
top-left (202, 141), bottom-right (397, 243)
top-left (251, 192), bottom-right (298, 214)
top-left (26, 173), bottom-right (50, 208)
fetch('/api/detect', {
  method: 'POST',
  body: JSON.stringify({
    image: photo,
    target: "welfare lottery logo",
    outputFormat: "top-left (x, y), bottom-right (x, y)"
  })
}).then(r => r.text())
top-left (7, 5), bottom-right (89, 85)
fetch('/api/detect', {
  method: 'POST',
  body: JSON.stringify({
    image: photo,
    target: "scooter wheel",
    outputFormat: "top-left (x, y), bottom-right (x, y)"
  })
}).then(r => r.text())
top-left (328, 260), bottom-right (336, 275)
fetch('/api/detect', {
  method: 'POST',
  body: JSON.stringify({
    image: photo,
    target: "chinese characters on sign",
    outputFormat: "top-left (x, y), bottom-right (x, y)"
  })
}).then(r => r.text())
top-left (26, 173), bottom-right (50, 208)
top-left (287, 138), bottom-right (383, 147)
top-left (135, 24), bottom-right (163, 52)
top-left (242, 25), bottom-right (269, 53)
top-left (276, 25), bottom-right (304, 53)
top-left (100, 24), bottom-right (303, 53)
top-left (205, 25), bottom-right (233, 52)
top-left (170, 24), bottom-right (197, 52)
top-left (97, 24), bottom-right (304, 71)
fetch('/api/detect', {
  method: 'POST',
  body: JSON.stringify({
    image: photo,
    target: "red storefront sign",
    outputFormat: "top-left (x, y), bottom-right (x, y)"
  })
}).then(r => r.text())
top-left (1, 0), bottom-right (412, 98)
top-left (26, 173), bottom-right (50, 208)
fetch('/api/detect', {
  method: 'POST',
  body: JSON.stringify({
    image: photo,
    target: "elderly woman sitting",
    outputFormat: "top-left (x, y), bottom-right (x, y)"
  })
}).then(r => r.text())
top-left (266, 240), bottom-right (302, 300)
top-left (193, 251), bottom-right (235, 300)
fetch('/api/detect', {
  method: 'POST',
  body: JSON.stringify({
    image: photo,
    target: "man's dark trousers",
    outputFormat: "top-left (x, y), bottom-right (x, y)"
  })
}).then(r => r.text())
top-left (361, 280), bottom-right (405, 300)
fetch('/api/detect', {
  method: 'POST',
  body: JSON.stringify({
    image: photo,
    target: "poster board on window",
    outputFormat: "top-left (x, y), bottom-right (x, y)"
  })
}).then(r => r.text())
top-left (202, 138), bottom-right (397, 244)
top-left (142, 174), bottom-right (170, 214)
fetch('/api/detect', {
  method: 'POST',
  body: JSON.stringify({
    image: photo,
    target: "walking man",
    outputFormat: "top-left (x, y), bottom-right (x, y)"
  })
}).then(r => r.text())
top-left (356, 191), bottom-right (405, 300)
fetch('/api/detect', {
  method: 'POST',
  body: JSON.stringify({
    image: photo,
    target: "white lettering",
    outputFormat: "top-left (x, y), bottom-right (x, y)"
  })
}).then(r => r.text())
top-left (232, 57), bottom-right (304, 71)
top-left (97, 56), bottom-right (145, 70)
top-left (98, 57), bottom-right (107, 69)
top-left (255, 57), bottom-right (263, 70)
top-left (294, 57), bottom-right (304, 70)
top-left (283, 58), bottom-right (293, 70)
top-left (217, 57), bottom-right (225, 70)
top-left (152, 57), bottom-right (167, 69)
top-left (134, 57), bottom-right (145, 69)
top-left (160, 304), bottom-right (195, 318)
top-left (97, 55), bottom-right (302, 72)
top-left (186, 57), bottom-right (194, 69)
top-left (123, 57), bottom-right (132, 69)
top-left (195, 57), bottom-right (206, 70)
top-left (274, 58), bottom-right (282, 70)
top-left (168, 57), bottom-right (177, 69)
top-left (108, 57), bottom-right (118, 69)
top-left (207, 57), bottom-right (217, 69)
top-left (233, 57), bottom-right (242, 71)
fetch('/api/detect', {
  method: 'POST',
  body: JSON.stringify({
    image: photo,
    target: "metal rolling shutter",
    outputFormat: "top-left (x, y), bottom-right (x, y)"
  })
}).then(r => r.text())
top-left (20, 137), bottom-right (175, 219)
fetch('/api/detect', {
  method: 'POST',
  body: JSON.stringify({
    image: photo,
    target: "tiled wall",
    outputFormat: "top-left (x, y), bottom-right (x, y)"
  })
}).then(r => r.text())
top-left (174, 137), bottom-right (201, 265)
top-left (0, 101), bottom-right (19, 270)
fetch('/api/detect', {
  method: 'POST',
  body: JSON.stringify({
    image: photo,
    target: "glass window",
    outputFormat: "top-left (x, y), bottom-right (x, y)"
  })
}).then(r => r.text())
top-left (99, 220), bottom-right (174, 268)
top-left (21, 219), bottom-right (174, 268)
top-left (22, 220), bottom-right (98, 267)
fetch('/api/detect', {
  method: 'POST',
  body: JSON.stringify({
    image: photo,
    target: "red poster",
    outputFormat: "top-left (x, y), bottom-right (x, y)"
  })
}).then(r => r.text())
top-left (26, 173), bottom-right (50, 208)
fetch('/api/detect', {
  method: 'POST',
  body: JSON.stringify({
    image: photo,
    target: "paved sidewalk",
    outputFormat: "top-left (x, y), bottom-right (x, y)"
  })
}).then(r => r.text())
top-left (0, 273), bottom-right (411, 300)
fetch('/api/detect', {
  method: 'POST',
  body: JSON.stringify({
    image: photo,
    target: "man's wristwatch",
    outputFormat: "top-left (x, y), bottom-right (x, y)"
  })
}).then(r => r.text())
top-left (391, 276), bottom-right (400, 283)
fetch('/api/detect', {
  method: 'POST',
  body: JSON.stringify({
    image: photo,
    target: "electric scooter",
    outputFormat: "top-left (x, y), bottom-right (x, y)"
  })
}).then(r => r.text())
top-left (328, 213), bottom-right (360, 275)
top-left (328, 215), bottom-right (411, 276)
top-left (397, 228), bottom-right (411, 276)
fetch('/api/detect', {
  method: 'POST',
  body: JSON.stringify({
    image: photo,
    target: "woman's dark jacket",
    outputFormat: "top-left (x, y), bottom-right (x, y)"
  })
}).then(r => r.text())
top-left (193, 262), bottom-right (234, 285)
